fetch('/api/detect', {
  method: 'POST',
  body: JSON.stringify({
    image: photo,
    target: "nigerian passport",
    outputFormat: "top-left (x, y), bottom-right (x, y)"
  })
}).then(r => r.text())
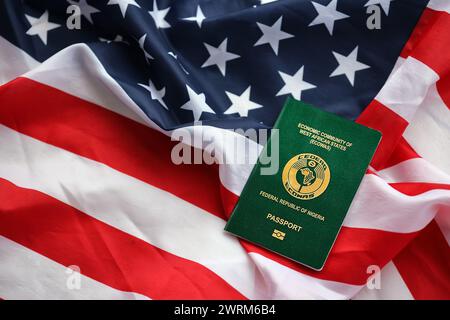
top-left (224, 98), bottom-right (381, 270)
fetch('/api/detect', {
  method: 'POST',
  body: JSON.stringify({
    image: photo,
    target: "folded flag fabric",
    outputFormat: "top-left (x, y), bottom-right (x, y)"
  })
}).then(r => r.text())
top-left (0, 0), bottom-right (448, 299)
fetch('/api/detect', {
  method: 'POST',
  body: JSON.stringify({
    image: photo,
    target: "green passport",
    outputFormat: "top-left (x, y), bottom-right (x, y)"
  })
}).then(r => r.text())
top-left (224, 98), bottom-right (381, 270)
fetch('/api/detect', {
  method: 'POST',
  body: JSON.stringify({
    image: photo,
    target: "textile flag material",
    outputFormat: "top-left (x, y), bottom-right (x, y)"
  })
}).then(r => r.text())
top-left (0, 0), bottom-right (449, 299)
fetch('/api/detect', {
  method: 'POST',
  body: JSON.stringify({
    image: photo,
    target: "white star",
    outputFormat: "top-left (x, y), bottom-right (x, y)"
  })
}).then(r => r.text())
top-left (224, 86), bottom-right (263, 117)
top-left (183, 5), bottom-right (206, 28)
top-left (138, 34), bottom-right (154, 62)
top-left (308, 0), bottom-right (349, 35)
top-left (107, 0), bottom-right (140, 17)
top-left (149, 0), bottom-right (171, 29)
top-left (25, 11), bottom-right (61, 45)
top-left (201, 38), bottom-right (240, 76)
top-left (260, 0), bottom-right (278, 4)
top-left (180, 85), bottom-right (215, 121)
top-left (67, 0), bottom-right (100, 24)
top-left (139, 80), bottom-right (168, 109)
top-left (254, 16), bottom-right (294, 55)
top-left (276, 66), bottom-right (316, 100)
top-left (365, 0), bottom-right (394, 15)
top-left (330, 46), bottom-right (370, 86)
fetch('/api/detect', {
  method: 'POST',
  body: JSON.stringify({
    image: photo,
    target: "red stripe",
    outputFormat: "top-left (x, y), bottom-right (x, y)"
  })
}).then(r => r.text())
top-left (0, 77), bottom-right (226, 220)
top-left (400, 8), bottom-right (450, 77)
top-left (356, 100), bottom-right (409, 170)
top-left (394, 220), bottom-right (450, 300)
top-left (389, 182), bottom-right (450, 196)
top-left (381, 137), bottom-right (420, 169)
top-left (437, 74), bottom-right (450, 110)
top-left (0, 178), bottom-right (246, 300)
top-left (365, 170), bottom-right (450, 196)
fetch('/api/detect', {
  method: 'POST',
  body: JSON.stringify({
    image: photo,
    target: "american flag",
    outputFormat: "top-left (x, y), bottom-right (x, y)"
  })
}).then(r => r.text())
top-left (0, 0), bottom-right (449, 300)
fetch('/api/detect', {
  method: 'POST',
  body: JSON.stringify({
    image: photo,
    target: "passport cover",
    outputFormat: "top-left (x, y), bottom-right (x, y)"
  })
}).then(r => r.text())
top-left (224, 98), bottom-right (381, 270)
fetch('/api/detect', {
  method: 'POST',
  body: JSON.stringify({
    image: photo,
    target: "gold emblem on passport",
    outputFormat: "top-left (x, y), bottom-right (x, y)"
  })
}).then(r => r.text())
top-left (272, 229), bottom-right (286, 240)
top-left (282, 153), bottom-right (331, 200)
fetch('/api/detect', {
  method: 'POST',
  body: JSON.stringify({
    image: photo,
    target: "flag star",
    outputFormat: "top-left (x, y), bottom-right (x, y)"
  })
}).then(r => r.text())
top-left (365, 0), bottom-right (394, 15)
top-left (25, 11), bottom-right (61, 45)
top-left (276, 66), bottom-right (316, 100)
top-left (224, 86), bottom-right (263, 117)
top-left (183, 5), bottom-right (206, 28)
top-left (149, 0), bottom-right (171, 29)
top-left (330, 46), bottom-right (370, 86)
top-left (107, 0), bottom-right (140, 18)
top-left (138, 34), bottom-right (154, 62)
top-left (201, 38), bottom-right (240, 76)
top-left (181, 85), bottom-right (215, 121)
top-left (308, 0), bottom-right (349, 35)
top-left (260, 0), bottom-right (278, 4)
top-left (139, 79), bottom-right (168, 109)
top-left (254, 16), bottom-right (294, 55)
top-left (67, 0), bottom-right (100, 24)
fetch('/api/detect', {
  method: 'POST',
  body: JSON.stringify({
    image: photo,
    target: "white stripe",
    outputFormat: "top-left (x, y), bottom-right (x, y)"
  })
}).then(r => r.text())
top-left (427, 0), bottom-right (450, 13)
top-left (386, 57), bottom-right (405, 82)
top-left (0, 125), bottom-right (357, 299)
top-left (344, 173), bottom-right (450, 233)
top-left (0, 36), bottom-right (39, 85)
top-left (0, 236), bottom-right (149, 300)
top-left (404, 84), bottom-right (450, 175)
top-left (376, 158), bottom-right (450, 184)
top-left (248, 253), bottom-right (360, 300)
top-left (353, 262), bottom-right (413, 300)
top-left (24, 43), bottom-right (146, 125)
top-left (375, 56), bottom-right (439, 122)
